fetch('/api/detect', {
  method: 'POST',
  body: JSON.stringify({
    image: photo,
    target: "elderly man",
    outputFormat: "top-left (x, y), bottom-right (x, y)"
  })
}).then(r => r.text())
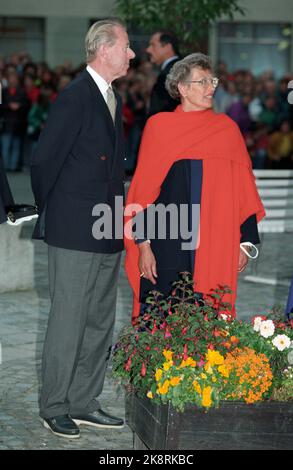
top-left (146, 30), bottom-right (180, 116)
top-left (31, 19), bottom-right (135, 438)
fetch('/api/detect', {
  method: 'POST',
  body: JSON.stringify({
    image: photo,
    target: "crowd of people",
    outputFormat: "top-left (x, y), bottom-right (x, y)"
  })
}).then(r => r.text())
top-left (0, 46), bottom-right (293, 173)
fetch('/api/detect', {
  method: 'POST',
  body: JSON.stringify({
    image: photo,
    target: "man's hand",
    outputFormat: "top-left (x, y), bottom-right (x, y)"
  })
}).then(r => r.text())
top-left (138, 242), bottom-right (157, 285)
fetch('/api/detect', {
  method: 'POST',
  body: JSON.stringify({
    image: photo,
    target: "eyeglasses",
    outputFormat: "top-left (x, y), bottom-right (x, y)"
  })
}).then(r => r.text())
top-left (183, 77), bottom-right (219, 88)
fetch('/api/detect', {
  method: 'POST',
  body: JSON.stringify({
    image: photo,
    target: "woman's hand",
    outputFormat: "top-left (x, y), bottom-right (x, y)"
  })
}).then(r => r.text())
top-left (138, 242), bottom-right (157, 285)
top-left (238, 248), bottom-right (249, 272)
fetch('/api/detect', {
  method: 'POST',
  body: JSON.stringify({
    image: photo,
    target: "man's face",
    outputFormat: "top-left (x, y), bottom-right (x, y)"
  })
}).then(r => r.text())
top-left (105, 26), bottom-right (135, 81)
top-left (146, 33), bottom-right (168, 66)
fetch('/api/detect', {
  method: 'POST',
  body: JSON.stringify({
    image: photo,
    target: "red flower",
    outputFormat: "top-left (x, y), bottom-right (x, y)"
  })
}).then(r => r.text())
top-left (164, 329), bottom-right (172, 339)
top-left (125, 357), bottom-right (132, 371)
top-left (183, 343), bottom-right (188, 359)
top-left (141, 363), bottom-right (147, 376)
top-left (151, 320), bottom-right (157, 335)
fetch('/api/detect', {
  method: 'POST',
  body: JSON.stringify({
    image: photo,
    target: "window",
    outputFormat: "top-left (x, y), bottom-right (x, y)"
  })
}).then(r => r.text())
top-left (0, 17), bottom-right (44, 62)
top-left (218, 23), bottom-right (291, 78)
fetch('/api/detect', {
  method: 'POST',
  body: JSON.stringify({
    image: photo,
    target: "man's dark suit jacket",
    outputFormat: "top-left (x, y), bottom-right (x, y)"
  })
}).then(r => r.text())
top-left (31, 69), bottom-right (125, 254)
top-left (148, 57), bottom-right (180, 116)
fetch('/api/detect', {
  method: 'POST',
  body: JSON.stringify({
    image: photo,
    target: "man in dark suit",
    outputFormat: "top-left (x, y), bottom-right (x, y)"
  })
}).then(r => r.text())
top-left (31, 19), bottom-right (135, 439)
top-left (146, 31), bottom-right (180, 116)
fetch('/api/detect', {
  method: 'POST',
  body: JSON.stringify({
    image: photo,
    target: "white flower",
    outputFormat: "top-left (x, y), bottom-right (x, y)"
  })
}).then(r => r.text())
top-left (259, 319), bottom-right (275, 338)
top-left (272, 334), bottom-right (291, 351)
top-left (253, 316), bottom-right (264, 332)
top-left (220, 314), bottom-right (228, 321)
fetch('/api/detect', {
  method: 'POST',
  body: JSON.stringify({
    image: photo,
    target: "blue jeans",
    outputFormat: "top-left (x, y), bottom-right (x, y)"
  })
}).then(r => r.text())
top-left (1, 133), bottom-right (21, 171)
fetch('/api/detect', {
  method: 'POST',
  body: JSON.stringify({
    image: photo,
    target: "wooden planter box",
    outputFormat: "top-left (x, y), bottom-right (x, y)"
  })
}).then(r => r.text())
top-left (125, 393), bottom-right (293, 450)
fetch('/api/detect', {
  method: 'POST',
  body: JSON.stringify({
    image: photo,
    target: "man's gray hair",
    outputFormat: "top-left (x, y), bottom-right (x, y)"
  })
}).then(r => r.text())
top-left (165, 53), bottom-right (212, 100)
top-left (85, 18), bottom-right (126, 63)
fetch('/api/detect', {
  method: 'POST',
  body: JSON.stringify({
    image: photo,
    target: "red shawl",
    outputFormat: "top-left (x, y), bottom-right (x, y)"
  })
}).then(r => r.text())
top-left (124, 106), bottom-right (265, 319)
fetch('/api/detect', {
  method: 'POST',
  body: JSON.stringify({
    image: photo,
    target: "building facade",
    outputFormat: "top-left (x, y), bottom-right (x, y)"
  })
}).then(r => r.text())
top-left (0, 0), bottom-right (292, 77)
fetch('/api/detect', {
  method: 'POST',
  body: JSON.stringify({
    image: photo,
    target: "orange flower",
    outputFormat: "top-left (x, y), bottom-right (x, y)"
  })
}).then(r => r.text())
top-left (170, 376), bottom-right (182, 386)
top-left (230, 336), bottom-right (239, 344)
top-left (202, 386), bottom-right (212, 408)
top-left (192, 381), bottom-right (201, 394)
top-left (224, 347), bottom-right (273, 403)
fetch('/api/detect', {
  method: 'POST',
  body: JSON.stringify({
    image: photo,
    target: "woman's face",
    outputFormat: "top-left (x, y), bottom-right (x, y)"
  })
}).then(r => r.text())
top-left (178, 67), bottom-right (216, 111)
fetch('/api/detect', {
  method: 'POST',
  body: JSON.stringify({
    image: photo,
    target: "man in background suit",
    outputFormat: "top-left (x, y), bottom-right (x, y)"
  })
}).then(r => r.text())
top-left (146, 31), bottom-right (180, 116)
top-left (31, 19), bottom-right (135, 439)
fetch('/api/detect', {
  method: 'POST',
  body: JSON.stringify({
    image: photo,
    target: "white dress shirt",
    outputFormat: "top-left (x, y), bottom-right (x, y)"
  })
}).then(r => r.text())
top-left (86, 64), bottom-right (112, 103)
top-left (161, 55), bottom-right (179, 71)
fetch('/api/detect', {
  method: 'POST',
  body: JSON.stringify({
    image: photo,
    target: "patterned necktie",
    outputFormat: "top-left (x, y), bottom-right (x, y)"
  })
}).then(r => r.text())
top-left (106, 86), bottom-right (116, 123)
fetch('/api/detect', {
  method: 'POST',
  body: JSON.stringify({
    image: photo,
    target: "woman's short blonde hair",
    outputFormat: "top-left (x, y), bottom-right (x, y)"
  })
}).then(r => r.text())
top-left (85, 18), bottom-right (126, 63)
top-left (165, 53), bottom-right (212, 100)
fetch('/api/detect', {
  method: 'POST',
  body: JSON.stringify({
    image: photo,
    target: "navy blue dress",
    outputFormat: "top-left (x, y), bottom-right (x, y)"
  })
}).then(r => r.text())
top-left (137, 159), bottom-right (259, 303)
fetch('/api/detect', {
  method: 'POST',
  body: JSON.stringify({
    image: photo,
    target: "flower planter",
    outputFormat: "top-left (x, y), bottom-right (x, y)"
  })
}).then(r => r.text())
top-left (125, 393), bottom-right (293, 450)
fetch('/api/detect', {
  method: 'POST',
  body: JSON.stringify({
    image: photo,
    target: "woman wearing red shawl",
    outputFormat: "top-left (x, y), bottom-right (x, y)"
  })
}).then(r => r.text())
top-left (125, 53), bottom-right (265, 320)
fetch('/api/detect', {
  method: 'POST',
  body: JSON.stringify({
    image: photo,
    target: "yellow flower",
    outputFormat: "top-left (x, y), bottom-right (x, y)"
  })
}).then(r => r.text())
top-left (155, 369), bottom-right (163, 381)
top-left (201, 373), bottom-right (207, 379)
top-left (192, 381), bottom-right (201, 394)
top-left (202, 386), bottom-right (212, 408)
top-left (206, 350), bottom-right (224, 366)
top-left (218, 365), bottom-right (230, 378)
top-left (163, 349), bottom-right (173, 361)
top-left (212, 376), bottom-right (217, 383)
top-left (157, 380), bottom-right (170, 395)
top-left (170, 376), bottom-right (181, 386)
top-left (179, 360), bottom-right (187, 368)
top-left (163, 361), bottom-right (173, 371)
top-left (185, 357), bottom-right (197, 367)
top-left (204, 364), bottom-right (213, 374)
top-left (179, 357), bottom-right (196, 368)
top-left (147, 391), bottom-right (153, 399)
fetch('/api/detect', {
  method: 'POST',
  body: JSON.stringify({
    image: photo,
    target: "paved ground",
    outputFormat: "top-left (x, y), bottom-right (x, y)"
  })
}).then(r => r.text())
top-left (0, 172), bottom-right (292, 450)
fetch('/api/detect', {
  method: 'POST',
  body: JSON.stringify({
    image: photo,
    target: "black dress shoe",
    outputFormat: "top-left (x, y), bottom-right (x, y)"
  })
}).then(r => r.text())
top-left (43, 414), bottom-right (80, 438)
top-left (71, 409), bottom-right (124, 429)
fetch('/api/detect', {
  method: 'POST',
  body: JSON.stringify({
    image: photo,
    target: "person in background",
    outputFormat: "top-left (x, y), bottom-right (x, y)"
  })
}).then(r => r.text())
top-left (0, 72), bottom-right (29, 171)
top-left (27, 86), bottom-right (53, 154)
top-left (146, 30), bottom-right (180, 116)
top-left (268, 120), bottom-right (293, 169)
top-left (227, 93), bottom-right (252, 135)
top-left (259, 96), bottom-right (280, 132)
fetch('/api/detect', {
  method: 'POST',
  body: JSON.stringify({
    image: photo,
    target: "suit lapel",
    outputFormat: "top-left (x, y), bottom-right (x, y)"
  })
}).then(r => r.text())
top-left (84, 70), bottom-right (116, 140)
